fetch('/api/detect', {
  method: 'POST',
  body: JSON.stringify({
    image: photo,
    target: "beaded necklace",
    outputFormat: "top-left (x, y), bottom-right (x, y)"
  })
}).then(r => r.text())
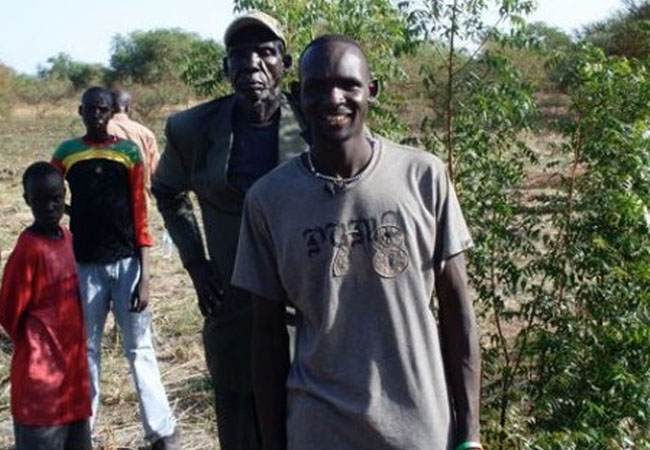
top-left (305, 146), bottom-right (374, 189)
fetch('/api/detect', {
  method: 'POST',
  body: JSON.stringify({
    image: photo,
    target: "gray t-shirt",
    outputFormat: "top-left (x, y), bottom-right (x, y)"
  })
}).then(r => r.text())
top-left (232, 138), bottom-right (473, 450)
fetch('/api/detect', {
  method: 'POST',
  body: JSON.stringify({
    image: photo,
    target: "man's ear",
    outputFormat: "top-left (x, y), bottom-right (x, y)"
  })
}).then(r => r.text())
top-left (290, 81), bottom-right (300, 104)
top-left (368, 79), bottom-right (379, 103)
top-left (78, 105), bottom-right (83, 117)
top-left (283, 54), bottom-right (292, 69)
top-left (222, 57), bottom-right (229, 77)
top-left (23, 192), bottom-right (30, 207)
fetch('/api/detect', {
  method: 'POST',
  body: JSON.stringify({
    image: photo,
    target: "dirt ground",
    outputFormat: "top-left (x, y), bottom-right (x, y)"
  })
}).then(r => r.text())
top-left (0, 104), bottom-right (219, 450)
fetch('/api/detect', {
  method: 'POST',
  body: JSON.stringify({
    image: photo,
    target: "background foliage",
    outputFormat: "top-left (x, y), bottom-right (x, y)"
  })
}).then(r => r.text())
top-left (581, 0), bottom-right (650, 58)
top-left (2, 1), bottom-right (650, 448)
top-left (525, 46), bottom-right (650, 449)
top-left (109, 28), bottom-right (201, 85)
top-left (38, 52), bottom-right (106, 91)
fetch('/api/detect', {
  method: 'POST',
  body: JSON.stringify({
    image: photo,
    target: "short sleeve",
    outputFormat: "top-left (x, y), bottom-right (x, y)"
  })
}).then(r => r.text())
top-left (51, 146), bottom-right (66, 175)
top-left (231, 193), bottom-right (286, 302)
top-left (433, 167), bottom-right (473, 273)
top-left (0, 238), bottom-right (35, 340)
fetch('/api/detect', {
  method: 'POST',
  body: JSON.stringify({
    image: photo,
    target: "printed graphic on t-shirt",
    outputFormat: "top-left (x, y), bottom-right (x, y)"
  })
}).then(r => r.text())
top-left (302, 210), bottom-right (410, 278)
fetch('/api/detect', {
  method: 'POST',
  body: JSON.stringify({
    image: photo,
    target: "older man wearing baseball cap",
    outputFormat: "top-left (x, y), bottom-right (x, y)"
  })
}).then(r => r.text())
top-left (153, 11), bottom-right (306, 450)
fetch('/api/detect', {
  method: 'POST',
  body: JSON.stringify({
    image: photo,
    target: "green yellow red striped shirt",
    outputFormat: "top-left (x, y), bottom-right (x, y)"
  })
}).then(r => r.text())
top-left (52, 136), bottom-right (152, 262)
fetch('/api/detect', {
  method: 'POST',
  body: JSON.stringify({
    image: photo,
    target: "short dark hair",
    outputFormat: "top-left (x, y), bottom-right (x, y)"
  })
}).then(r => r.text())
top-left (299, 34), bottom-right (368, 74)
top-left (110, 88), bottom-right (131, 110)
top-left (81, 86), bottom-right (112, 106)
top-left (22, 161), bottom-right (62, 194)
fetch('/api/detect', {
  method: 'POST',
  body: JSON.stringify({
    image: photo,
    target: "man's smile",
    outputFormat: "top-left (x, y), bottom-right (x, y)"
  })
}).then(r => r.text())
top-left (320, 107), bottom-right (354, 128)
top-left (324, 113), bottom-right (350, 127)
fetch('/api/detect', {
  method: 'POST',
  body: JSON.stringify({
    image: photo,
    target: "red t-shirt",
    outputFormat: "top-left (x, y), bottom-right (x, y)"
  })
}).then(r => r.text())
top-left (0, 228), bottom-right (91, 425)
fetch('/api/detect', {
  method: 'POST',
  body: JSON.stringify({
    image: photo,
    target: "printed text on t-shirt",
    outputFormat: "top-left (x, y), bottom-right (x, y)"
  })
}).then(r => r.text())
top-left (301, 211), bottom-right (410, 278)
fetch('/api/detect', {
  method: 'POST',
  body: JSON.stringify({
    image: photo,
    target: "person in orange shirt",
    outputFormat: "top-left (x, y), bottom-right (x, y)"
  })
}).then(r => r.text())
top-left (108, 88), bottom-right (160, 198)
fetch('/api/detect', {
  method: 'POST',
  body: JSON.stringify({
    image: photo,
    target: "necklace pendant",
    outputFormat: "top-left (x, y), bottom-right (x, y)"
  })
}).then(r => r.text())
top-left (306, 149), bottom-right (371, 187)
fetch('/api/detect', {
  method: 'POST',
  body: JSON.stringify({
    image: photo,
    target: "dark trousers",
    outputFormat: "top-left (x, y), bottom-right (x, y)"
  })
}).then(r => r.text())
top-left (214, 388), bottom-right (262, 450)
top-left (14, 419), bottom-right (92, 450)
top-left (203, 316), bottom-right (262, 450)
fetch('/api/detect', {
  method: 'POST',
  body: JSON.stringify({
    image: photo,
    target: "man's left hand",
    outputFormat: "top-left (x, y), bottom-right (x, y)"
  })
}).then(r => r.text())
top-left (131, 247), bottom-right (151, 313)
top-left (131, 277), bottom-right (150, 312)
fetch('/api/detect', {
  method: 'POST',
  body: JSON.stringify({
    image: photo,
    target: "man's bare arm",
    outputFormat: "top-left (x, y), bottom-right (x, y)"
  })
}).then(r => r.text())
top-left (252, 295), bottom-right (290, 450)
top-left (130, 246), bottom-right (150, 312)
top-left (436, 252), bottom-right (481, 445)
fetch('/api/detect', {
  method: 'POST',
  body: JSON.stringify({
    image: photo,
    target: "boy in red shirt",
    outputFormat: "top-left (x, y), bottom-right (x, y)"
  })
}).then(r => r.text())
top-left (0, 161), bottom-right (92, 450)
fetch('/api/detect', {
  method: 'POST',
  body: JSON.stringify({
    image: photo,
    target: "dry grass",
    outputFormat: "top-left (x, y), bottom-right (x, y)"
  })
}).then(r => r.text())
top-left (0, 106), bottom-right (219, 450)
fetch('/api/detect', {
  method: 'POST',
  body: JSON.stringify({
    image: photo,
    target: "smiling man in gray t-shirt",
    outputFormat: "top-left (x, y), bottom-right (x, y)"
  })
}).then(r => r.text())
top-left (232, 35), bottom-right (482, 450)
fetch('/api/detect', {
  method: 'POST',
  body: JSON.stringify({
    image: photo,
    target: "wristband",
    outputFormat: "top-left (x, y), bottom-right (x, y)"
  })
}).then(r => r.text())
top-left (456, 441), bottom-right (483, 450)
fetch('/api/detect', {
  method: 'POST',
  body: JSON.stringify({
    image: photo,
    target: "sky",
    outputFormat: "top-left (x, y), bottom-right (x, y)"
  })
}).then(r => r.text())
top-left (1, 0), bottom-right (622, 75)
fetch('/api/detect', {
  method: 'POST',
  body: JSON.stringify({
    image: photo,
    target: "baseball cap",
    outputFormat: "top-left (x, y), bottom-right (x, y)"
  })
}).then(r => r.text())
top-left (224, 11), bottom-right (286, 47)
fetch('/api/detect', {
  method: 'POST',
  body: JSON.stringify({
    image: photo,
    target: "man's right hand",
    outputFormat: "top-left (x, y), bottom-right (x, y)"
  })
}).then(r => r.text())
top-left (186, 260), bottom-right (224, 317)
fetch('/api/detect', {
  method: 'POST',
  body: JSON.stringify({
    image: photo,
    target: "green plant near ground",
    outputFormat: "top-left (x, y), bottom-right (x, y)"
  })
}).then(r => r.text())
top-left (404, 2), bottom-right (543, 447)
top-left (525, 45), bottom-right (650, 449)
top-left (435, 42), bottom-right (650, 450)
top-left (449, 55), bottom-right (541, 450)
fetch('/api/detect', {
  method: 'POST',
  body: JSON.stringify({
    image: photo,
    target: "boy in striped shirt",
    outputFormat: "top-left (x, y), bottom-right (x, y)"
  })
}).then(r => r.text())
top-left (52, 86), bottom-right (178, 450)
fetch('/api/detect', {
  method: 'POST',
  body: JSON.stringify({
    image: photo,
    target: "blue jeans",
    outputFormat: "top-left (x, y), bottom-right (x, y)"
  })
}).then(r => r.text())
top-left (77, 257), bottom-right (176, 442)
